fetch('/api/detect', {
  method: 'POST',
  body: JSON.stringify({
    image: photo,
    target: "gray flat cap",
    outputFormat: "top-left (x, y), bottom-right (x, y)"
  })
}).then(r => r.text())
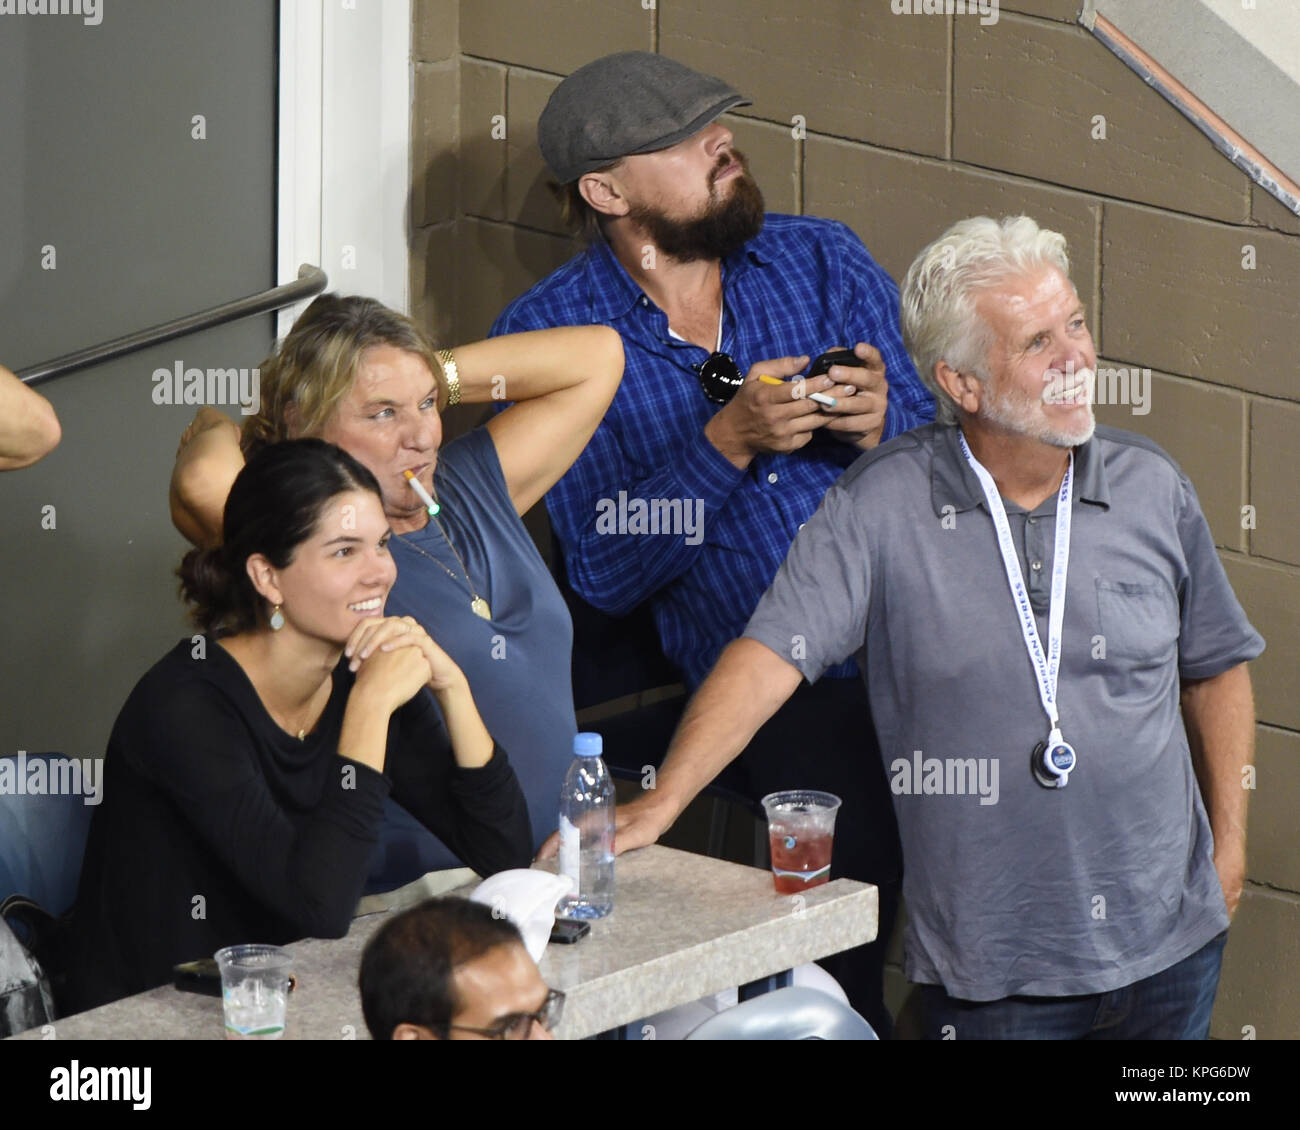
top-left (539, 51), bottom-right (751, 184)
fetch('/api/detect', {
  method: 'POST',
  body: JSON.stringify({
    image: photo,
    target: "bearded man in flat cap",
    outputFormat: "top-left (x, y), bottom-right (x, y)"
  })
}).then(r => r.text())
top-left (491, 51), bottom-right (935, 1035)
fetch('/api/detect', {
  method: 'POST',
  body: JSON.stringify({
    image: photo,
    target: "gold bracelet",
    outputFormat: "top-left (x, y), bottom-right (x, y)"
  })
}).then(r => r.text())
top-left (438, 348), bottom-right (461, 407)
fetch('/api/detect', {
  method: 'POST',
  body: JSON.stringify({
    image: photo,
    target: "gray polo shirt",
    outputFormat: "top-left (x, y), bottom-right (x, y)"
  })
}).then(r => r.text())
top-left (744, 422), bottom-right (1264, 1001)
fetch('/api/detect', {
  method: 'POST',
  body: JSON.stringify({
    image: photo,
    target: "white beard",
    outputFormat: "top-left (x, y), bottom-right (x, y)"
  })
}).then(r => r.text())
top-left (980, 367), bottom-right (1097, 447)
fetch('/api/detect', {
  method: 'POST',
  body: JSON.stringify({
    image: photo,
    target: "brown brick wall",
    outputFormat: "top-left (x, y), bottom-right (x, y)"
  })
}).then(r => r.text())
top-left (804, 137), bottom-right (1102, 331)
top-left (1250, 399), bottom-right (1300, 566)
top-left (410, 0), bottom-right (1299, 1036)
top-left (1102, 204), bottom-right (1299, 402)
top-left (1093, 367), bottom-right (1246, 550)
top-left (1212, 885), bottom-right (1300, 1040)
top-left (1001, 0), bottom-right (1081, 20)
top-left (662, 0), bottom-right (949, 159)
top-left (954, 16), bottom-right (1250, 222)
top-left (460, 0), bottom-right (650, 72)
top-left (411, 61), bottom-right (459, 228)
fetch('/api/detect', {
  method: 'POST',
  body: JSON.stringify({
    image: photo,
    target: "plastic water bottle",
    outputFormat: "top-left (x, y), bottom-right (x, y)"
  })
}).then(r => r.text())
top-left (557, 732), bottom-right (615, 919)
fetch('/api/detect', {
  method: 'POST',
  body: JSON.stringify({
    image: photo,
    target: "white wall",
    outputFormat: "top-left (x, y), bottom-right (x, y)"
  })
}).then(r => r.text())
top-left (278, 0), bottom-right (413, 336)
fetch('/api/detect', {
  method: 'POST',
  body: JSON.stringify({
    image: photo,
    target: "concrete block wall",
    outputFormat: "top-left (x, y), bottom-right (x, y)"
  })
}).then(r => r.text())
top-left (411, 0), bottom-right (1299, 1037)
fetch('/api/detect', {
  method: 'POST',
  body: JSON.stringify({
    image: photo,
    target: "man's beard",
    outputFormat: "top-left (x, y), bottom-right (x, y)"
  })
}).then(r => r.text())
top-left (979, 370), bottom-right (1097, 448)
top-left (625, 155), bottom-right (766, 263)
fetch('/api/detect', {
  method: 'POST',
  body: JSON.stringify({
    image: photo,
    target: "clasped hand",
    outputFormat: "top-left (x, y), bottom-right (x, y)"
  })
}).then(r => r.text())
top-left (344, 615), bottom-right (464, 708)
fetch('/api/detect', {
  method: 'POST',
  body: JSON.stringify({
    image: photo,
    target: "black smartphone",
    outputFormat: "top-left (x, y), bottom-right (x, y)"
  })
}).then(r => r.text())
top-left (549, 919), bottom-right (591, 944)
top-left (173, 957), bottom-right (223, 997)
top-left (173, 957), bottom-right (297, 996)
top-left (807, 347), bottom-right (864, 379)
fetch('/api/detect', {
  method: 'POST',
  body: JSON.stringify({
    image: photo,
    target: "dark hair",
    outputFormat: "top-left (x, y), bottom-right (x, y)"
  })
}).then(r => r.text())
top-left (358, 897), bottom-right (525, 1040)
top-left (177, 438), bottom-right (383, 637)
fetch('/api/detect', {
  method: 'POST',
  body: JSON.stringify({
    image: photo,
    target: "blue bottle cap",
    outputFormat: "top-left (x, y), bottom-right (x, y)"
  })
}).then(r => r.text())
top-left (573, 732), bottom-right (603, 758)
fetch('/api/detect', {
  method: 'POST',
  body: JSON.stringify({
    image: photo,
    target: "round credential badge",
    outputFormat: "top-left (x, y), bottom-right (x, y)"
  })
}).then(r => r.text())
top-left (1049, 742), bottom-right (1076, 773)
top-left (1031, 737), bottom-right (1077, 789)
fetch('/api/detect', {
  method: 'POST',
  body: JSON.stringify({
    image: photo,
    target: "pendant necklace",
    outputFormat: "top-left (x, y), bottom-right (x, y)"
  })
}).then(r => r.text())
top-left (275, 683), bottom-right (330, 741)
top-left (395, 506), bottom-right (492, 620)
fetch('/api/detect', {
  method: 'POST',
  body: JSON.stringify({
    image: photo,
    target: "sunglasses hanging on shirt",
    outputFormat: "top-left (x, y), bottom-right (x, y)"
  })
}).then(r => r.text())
top-left (693, 351), bottom-right (746, 405)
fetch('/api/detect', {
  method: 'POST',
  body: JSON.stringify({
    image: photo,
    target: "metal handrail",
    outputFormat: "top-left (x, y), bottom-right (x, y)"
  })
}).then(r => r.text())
top-left (16, 264), bottom-right (329, 387)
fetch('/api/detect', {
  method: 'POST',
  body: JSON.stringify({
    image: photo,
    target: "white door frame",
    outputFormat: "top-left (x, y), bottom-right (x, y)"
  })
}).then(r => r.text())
top-left (277, 0), bottom-right (412, 338)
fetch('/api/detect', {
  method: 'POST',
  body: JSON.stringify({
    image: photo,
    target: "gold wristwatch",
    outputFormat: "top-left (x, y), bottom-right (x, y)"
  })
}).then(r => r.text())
top-left (437, 348), bottom-right (461, 407)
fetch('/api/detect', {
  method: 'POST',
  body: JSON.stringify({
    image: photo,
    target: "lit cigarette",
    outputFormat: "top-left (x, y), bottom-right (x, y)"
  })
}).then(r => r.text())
top-left (403, 469), bottom-right (440, 516)
top-left (758, 374), bottom-right (836, 408)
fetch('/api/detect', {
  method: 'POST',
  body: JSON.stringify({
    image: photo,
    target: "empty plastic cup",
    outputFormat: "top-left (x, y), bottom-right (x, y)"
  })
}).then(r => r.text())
top-left (214, 944), bottom-right (292, 1039)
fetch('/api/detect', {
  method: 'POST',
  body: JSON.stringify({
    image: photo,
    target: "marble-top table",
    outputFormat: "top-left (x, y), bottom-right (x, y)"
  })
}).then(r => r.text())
top-left (13, 844), bottom-right (877, 1040)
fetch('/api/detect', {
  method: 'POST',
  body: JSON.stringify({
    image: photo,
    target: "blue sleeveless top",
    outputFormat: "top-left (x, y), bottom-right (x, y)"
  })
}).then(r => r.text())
top-left (377, 425), bottom-right (576, 878)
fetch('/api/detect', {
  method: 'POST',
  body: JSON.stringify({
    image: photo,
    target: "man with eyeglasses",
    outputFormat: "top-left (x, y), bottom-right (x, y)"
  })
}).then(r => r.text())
top-left (491, 52), bottom-right (934, 1037)
top-left (360, 898), bottom-right (562, 1040)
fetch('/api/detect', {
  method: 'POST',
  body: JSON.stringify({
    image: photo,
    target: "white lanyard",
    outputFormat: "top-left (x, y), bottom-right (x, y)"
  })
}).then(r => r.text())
top-left (957, 431), bottom-right (1073, 739)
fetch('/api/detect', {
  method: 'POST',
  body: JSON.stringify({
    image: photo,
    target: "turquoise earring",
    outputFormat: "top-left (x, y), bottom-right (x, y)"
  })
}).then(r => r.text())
top-left (269, 604), bottom-right (285, 631)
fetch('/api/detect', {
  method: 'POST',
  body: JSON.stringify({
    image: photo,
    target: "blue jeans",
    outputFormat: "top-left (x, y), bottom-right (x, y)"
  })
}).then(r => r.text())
top-left (918, 930), bottom-right (1229, 1040)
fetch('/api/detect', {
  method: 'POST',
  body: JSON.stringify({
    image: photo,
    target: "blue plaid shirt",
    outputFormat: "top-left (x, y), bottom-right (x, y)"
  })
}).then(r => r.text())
top-left (490, 214), bottom-right (934, 689)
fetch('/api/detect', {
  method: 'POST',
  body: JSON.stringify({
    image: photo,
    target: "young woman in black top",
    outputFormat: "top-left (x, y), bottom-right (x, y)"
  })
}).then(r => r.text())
top-left (57, 440), bottom-right (531, 1015)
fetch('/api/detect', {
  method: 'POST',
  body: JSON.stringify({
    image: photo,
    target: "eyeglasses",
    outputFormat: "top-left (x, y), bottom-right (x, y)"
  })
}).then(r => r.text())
top-left (446, 987), bottom-right (566, 1040)
top-left (693, 351), bottom-right (746, 405)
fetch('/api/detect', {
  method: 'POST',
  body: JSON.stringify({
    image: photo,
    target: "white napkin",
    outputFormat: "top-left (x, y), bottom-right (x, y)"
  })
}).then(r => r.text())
top-left (470, 870), bottom-right (573, 963)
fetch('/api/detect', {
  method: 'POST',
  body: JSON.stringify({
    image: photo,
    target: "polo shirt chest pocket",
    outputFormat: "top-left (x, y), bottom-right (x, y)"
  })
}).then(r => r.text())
top-left (1095, 579), bottom-right (1180, 662)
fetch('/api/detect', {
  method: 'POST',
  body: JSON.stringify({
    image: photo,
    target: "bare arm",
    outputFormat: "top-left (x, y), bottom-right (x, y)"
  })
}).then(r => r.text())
top-left (0, 365), bottom-right (61, 470)
top-left (432, 679), bottom-right (494, 769)
top-left (169, 406), bottom-right (245, 547)
top-left (453, 326), bottom-right (623, 517)
top-left (336, 689), bottom-right (396, 775)
top-left (538, 637), bottom-right (805, 858)
top-left (1181, 662), bottom-right (1255, 919)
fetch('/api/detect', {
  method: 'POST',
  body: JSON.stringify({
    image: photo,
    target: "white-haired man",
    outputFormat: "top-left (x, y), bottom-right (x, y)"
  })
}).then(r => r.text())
top-left (600, 215), bottom-right (1264, 1039)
